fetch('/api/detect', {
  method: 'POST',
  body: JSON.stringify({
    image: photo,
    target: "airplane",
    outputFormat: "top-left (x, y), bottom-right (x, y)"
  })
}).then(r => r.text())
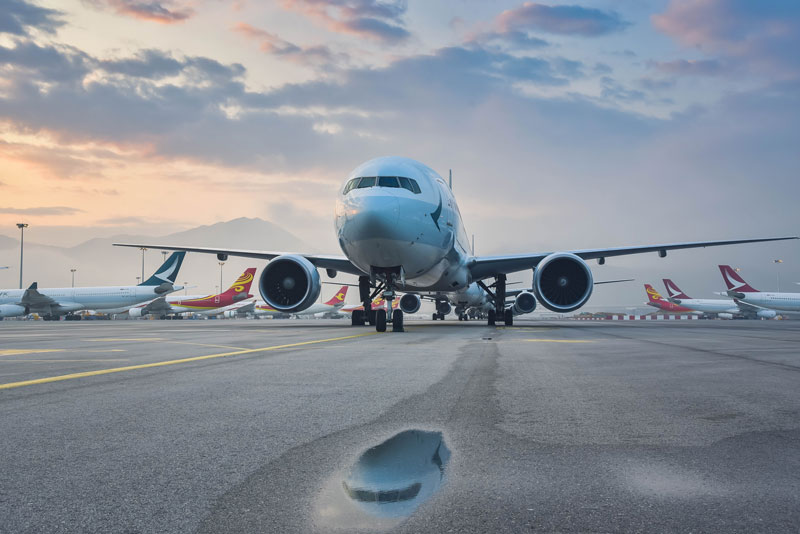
top-left (123, 268), bottom-right (256, 319)
top-left (0, 252), bottom-right (185, 320)
top-left (644, 283), bottom-right (698, 314)
top-left (662, 278), bottom-right (777, 319)
top-left (250, 285), bottom-right (350, 318)
top-left (719, 265), bottom-right (800, 313)
top-left (115, 156), bottom-right (797, 332)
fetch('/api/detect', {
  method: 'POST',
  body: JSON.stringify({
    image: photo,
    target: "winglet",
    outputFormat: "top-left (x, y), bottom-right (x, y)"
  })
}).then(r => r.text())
top-left (662, 279), bottom-right (691, 299)
top-left (718, 265), bottom-right (758, 292)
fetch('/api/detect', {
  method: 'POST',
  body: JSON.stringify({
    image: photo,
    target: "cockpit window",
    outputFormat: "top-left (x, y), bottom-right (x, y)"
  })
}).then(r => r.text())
top-left (343, 178), bottom-right (360, 194)
top-left (356, 176), bottom-right (376, 188)
top-left (378, 176), bottom-right (400, 188)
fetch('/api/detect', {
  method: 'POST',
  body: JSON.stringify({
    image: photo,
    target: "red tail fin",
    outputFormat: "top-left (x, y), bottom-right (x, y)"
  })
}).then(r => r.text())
top-left (718, 265), bottom-right (758, 292)
top-left (219, 268), bottom-right (257, 297)
top-left (662, 279), bottom-right (691, 299)
top-left (324, 286), bottom-right (348, 306)
top-left (644, 284), bottom-right (665, 302)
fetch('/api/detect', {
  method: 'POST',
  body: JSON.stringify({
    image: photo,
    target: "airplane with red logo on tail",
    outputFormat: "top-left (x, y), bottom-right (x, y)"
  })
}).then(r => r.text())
top-left (126, 268), bottom-right (256, 318)
top-left (661, 278), bottom-right (770, 319)
top-left (719, 265), bottom-right (800, 313)
top-left (254, 285), bottom-right (350, 318)
top-left (644, 284), bottom-right (697, 314)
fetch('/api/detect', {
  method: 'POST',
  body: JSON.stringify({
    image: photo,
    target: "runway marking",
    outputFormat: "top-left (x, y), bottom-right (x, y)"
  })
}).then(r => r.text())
top-left (0, 332), bottom-right (378, 390)
top-left (164, 341), bottom-right (248, 350)
top-left (0, 359), bottom-right (129, 363)
top-left (85, 338), bottom-right (165, 342)
top-left (523, 339), bottom-right (595, 343)
top-left (0, 349), bottom-right (63, 357)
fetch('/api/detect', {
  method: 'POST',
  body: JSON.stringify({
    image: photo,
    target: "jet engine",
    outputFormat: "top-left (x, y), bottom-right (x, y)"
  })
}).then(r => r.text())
top-left (223, 310), bottom-right (238, 319)
top-left (436, 301), bottom-right (452, 316)
top-left (533, 253), bottom-right (593, 313)
top-left (512, 292), bottom-right (537, 316)
top-left (717, 313), bottom-right (733, 320)
top-left (128, 308), bottom-right (146, 318)
top-left (757, 309), bottom-right (777, 319)
top-left (399, 293), bottom-right (421, 314)
top-left (259, 254), bottom-right (321, 313)
top-left (0, 304), bottom-right (26, 318)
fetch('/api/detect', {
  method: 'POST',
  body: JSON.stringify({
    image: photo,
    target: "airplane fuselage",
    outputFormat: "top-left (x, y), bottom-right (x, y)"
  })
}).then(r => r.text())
top-left (669, 298), bottom-right (739, 314)
top-left (0, 285), bottom-right (173, 315)
top-left (733, 292), bottom-right (800, 312)
top-left (335, 157), bottom-right (472, 291)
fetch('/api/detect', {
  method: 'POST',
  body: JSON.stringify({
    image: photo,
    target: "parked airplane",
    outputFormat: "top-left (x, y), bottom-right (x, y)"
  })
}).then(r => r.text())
top-left (0, 252), bottom-right (185, 320)
top-left (252, 286), bottom-right (350, 318)
top-left (644, 284), bottom-right (697, 314)
top-left (719, 265), bottom-right (800, 312)
top-left (124, 268), bottom-right (256, 318)
top-left (116, 156), bottom-right (796, 332)
top-left (663, 278), bottom-right (777, 319)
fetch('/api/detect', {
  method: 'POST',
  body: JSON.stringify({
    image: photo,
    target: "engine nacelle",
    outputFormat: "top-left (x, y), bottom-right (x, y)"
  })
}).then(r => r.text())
top-left (399, 293), bottom-right (421, 314)
top-left (533, 253), bottom-right (593, 313)
top-left (717, 313), bottom-right (734, 320)
top-left (223, 310), bottom-right (237, 319)
top-left (757, 309), bottom-right (777, 319)
top-left (512, 292), bottom-right (537, 316)
top-left (128, 307), bottom-right (146, 318)
top-left (436, 301), bottom-right (452, 316)
top-left (0, 304), bottom-right (26, 318)
top-left (259, 254), bottom-right (321, 313)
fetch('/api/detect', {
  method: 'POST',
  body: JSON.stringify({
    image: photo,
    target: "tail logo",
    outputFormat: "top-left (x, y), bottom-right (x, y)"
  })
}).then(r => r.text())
top-left (155, 256), bottom-right (180, 283)
top-left (646, 286), bottom-right (663, 300)
top-left (233, 272), bottom-right (254, 293)
top-left (335, 292), bottom-right (345, 301)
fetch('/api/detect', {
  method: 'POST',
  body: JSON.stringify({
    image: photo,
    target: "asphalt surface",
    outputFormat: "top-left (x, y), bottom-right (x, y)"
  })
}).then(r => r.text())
top-left (1, 318), bottom-right (799, 533)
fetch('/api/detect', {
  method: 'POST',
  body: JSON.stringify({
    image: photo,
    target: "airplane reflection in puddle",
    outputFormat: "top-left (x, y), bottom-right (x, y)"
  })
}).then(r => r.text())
top-left (314, 430), bottom-right (451, 531)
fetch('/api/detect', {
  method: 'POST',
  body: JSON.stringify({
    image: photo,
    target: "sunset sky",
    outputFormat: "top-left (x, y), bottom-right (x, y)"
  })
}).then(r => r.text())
top-left (1, 0), bottom-right (798, 295)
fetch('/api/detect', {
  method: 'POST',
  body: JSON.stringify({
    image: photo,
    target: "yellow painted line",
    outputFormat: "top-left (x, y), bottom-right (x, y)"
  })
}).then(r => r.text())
top-left (0, 332), bottom-right (378, 390)
top-left (164, 341), bottom-right (248, 351)
top-left (523, 339), bottom-right (595, 343)
top-left (0, 349), bottom-right (63, 357)
top-left (85, 338), bottom-right (164, 342)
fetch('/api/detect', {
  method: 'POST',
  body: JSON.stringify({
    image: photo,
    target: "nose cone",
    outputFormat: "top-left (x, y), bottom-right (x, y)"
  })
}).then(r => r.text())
top-left (340, 192), bottom-right (401, 243)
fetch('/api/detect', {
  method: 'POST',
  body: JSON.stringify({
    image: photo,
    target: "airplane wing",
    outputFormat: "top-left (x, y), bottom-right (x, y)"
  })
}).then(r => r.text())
top-left (140, 296), bottom-right (172, 314)
top-left (17, 282), bottom-right (61, 313)
top-left (733, 299), bottom-right (770, 314)
top-left (467, 237), bottom-right (797, 280)
top-left (113, 244), bottom-right (365, 276)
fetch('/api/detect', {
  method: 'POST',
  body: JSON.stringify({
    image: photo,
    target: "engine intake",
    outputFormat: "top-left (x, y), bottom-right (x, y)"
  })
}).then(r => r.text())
top-left (436, 301), bottom-right (452, 316)
top-left (259, 255), bottom-right (321, 313)
top-left (399, 293), bottom-right (421, 314)
top-left (757, 309), bottom-right (777, 319)
top-left (533, 253), bottom-right (593, 313)
top-left (512, 292), bottom-right (537, 316)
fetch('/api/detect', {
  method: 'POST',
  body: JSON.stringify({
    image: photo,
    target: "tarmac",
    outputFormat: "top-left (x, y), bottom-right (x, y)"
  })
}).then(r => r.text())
top-left (1, 318), bottom-right (799, 533)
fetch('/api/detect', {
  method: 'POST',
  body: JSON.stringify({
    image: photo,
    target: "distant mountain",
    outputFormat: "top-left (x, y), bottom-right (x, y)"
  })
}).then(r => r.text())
top-left (0, 218), bottom-right (314, 292)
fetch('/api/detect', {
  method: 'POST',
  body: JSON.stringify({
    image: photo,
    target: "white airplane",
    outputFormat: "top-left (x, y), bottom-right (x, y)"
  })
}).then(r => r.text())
top-left (115, 156), bottom-right (797, 332)
top-left (0, 252), bottom-right (186, 320)
top-left (662, 278), bottom-right (776, 319)
top-left (719, 265), bottom-right (800, 313)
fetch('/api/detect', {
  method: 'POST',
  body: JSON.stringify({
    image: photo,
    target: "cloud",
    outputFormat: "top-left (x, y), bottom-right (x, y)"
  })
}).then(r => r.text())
top-left (233, 23), bottom-right (348, 67)
top-left (649, 59), bottom-right (724, 76)
top-left (0, 0), bottom-right (64, 36)
top-left (87, 0), bottom-right (194, 24)
top-left (495, 2), bottom-right (629, 37)
top-left (278, 0), bottom-right (410, 43)
top-left (0, 206), bottom-right (84, 215)
top-left (99, 49), bottom-right (246, 81)
top-left (652, 0), bottom-right (800, 78)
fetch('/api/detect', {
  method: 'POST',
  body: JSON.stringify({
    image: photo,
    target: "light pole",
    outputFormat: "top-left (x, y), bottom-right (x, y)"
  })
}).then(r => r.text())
top-left (70, 268), bottom-right (77, 287)
top-left (219, 261), bottom-right (225, 292)
top-left (184, 281), bottom-right (188, 295)
top-left (136, 276), bottom-right (141, 285)
top-left (16, 223), bottom-right (28, 289)
top-left (774, 259), bottom-right (783, 291)
top-left (161, 250), bottom-right (168, 263)
top-left (139, 247), bottom-right (147, 283)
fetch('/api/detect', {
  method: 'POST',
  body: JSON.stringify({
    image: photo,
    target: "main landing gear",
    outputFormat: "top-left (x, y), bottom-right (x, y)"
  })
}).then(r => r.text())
top-left (478, 274), bottom-right (513, 327)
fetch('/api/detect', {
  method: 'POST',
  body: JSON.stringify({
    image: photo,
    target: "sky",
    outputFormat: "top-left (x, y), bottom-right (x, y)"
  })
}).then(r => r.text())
top-left (0, 0), bottom-right (799, 302)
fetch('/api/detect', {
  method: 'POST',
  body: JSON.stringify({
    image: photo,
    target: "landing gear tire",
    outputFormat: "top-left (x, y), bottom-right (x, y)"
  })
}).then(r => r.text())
top-left (504, 309), bottom-right (514, 326)
top-left (351, 310), bottom-right (365, 326)
top-left (432, 313), bottom-right (438, 321)
top-left (376, 309), bottom-right (387, 332)
top-left (488, 309), bottom-right (496, 326)
top-left (392, 310), bottom-right (404, 332)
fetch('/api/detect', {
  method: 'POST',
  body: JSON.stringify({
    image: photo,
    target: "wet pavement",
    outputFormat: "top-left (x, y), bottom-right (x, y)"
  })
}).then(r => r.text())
top-left (1, 319), bottom-right (799, 532)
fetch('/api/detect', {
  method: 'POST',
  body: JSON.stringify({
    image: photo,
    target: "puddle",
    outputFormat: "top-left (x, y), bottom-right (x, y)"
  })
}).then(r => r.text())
top-left (314, 429), bottom-right (451, 531)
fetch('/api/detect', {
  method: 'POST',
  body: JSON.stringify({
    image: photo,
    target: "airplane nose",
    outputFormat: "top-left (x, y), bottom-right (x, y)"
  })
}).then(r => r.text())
top-left (343, 193), bottom-right (401, 242)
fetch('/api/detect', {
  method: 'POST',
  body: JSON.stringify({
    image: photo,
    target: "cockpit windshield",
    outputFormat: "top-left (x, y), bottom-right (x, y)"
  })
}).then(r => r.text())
top-left (344, 176), bottom-right (421, 194)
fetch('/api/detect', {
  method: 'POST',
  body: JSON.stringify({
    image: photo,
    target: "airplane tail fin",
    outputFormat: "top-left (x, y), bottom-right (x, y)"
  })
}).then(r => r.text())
top-left (662, 279), bottom-right (691, 299)
top-left (218, 268), bottom-right (257, 297)
top-left (718, 265), bottom-right (758, 292)
top-left (324, 286), bottom-right (348, 306)
top-left (645, 284), bottom-right (665, 303)
top-left (139, 251), bottom-right (186, 286)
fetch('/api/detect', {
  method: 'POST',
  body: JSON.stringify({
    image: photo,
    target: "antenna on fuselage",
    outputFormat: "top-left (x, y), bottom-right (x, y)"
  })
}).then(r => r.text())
top-left (449, 169), bottom-right (452, 190)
